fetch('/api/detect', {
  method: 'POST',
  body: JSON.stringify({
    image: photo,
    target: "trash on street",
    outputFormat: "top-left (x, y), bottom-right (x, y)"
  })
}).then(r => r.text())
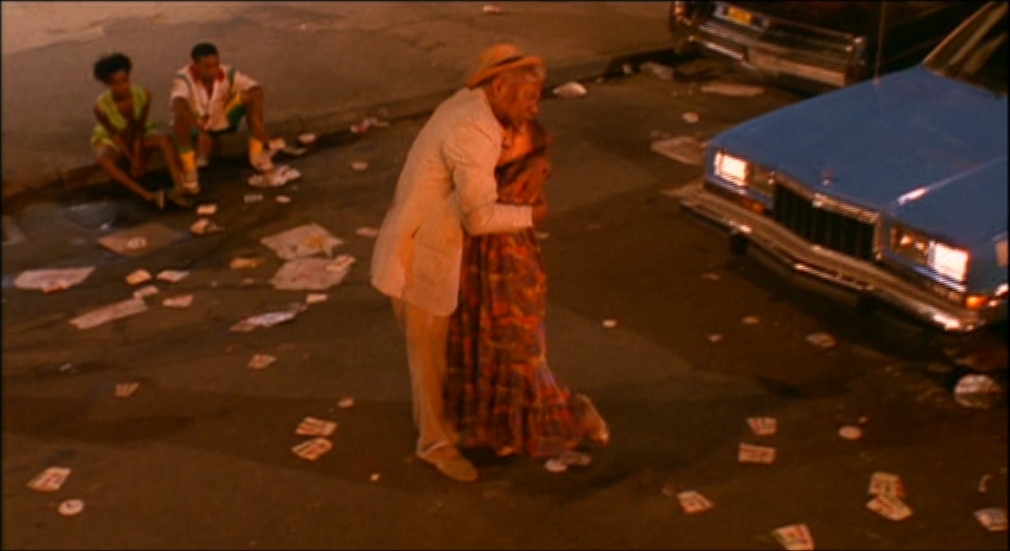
top-left (125, 269), bottom-right (153, 286)
top-left (156, 270), bottom-right (189, 283)
top-left (868, 472), bottom-right (905, 499)
top-left (14, 267), bottom-right (94, 292)
top-left (282, 144), bottom-right (307, 157)
top-left (350, 117), bottom-right (388, 134)
top-left (260, 223), bottom-right (343, 260)
top-left (602, 319), bottom-right (618, 329)
top-left (126, 237), bottom-right (147, 250)
top-left (248, 165), bottom-right (301, 188)
top-left (702, 273), bottom-right (721, 281)
top-left (979, 474), bottom-right (992, 493)
top-left (651, 135), bottom-right (703, 165)
top-left (975, 507), bottom-right (1007, 532)
top-left (190, 218), bottom-right (223, 235)
top-left (244, 193), bottom-right (264, 204)
top-left (708, 334), bottom-right (724, 343)
top-left (355, 226), bottom-right (380, 238)
top-left (229, 304), bottom-right (306, 333)
top-left (558, 450), bottom-right (591, 467)
top-left (292, 437), bottom-right (333, 461)
top-left (306, 293), bottom-right (329, 305)
top-left (351, 161), bottom-right (369, 171)
top-left (544, 458), bottom-right (568, 473)
top-left (747, 417), bottom-right (777, 437)
top-left (97, 222), bottom-right (183, 257)
top-left (132, 285), bottom-right (159, 299)
top-left (269, 255), bottom-right (355, 291)
top-left (27, 467), bottom-right (71, 492)
top-left (838, 425), bottom-right (862, 440)
top-left (640, 61), bottom-right (674, 81)
top-left (275, 195), bottom-right (292, 204)
top-left (57, 498), bottom-right (85, 517)
top-left (701, 82), bottom-right (765, 97)
top-left (230, 256), bottom-right (265, 270)
top-left (805, 332), bottom-right (836, 349)
top-left (677, 490), bottom-right (714, 514)
top-left (296, 416), bottom-right (337, 437)
top-left (552, 81), bottom-right (587, 98)
top-left (248, 354), bottom-right (277, 370)
top-left (682, 112), bottom-right (699, 124)
top-left (866, 495), bottom-right (913, 521)
top-left (162, 294), bottom-right (194, 308)
top-left (338, 396), bottom-right (355, 409)
top-left (370, 473), bottom-right (381, 482)
top-left (772, 523), bottom-right (815, 551)
top-left (953, 374), bottom-right (1004, 409)
top-left (482, 4), bottom-right (501, 14)
top-left (70, 297), bottom-right (148, 330)
top-left (298, 133), bottom-right (317, 145)
top-left (738, 443), bottom-right (776, 464)
top-left (114, 382), bottom-right (140, 398)
top-left (196, 204), bottom-right (217, 216)
top-left (742, 315), bottom-right (760, 325)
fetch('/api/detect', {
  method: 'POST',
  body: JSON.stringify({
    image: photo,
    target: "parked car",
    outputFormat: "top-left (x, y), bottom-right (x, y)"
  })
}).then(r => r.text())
top-left (679, 1), bottom-right (1007, 333)
top-left (668, 1), bottom-right (985, 91)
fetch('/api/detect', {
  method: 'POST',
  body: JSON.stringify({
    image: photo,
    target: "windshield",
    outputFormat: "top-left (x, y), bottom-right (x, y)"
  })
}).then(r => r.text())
top-left (924, 1), bottom-right (1007, 95)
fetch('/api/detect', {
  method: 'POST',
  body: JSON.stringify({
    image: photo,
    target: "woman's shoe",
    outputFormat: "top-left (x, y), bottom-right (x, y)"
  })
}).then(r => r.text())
top-left (573, 393), bottom-right (610, 447)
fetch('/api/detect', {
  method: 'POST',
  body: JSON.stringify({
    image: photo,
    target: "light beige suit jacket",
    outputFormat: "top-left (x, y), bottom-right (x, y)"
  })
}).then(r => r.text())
top-left (370, 87), bottom-right (533, 316)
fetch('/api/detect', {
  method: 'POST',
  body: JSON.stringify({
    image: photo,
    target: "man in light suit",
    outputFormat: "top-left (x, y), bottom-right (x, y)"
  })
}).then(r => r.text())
top-left (370, 44), bottom-right (548, 482)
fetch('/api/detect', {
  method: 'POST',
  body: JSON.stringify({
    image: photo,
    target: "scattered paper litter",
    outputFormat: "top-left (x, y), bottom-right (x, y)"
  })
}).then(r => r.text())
top-left (244, 193), bottom-right (264, 204)
top-left (248, 354), bottom-right (277, 370)
top-left (69, 297), bottom-right (148, 330)
top-left (370, 473), bottom-right (381, 482)
top-left (229, 304), bottom-right (306, 333)
top-left (114, 382), bottom-right (140, 398)
top-left (125, 269), bottom-right (152, 285)
top-left (248, 165), bottom-right (301, 188)
top-left (772, 523), bottom-right (815, 551)
top-left (296, 416), bottom-right (337, 437)
top-left (230, 256), bottom-right (265, 270)
top-left (602, 319), bottom-right (618, 329)
top-left (979, 474), bottom-right (992, 493)
top-left (552, 81), bottom-right (587, 98)
top-left (640, 61), bottom-right (674, 81)
top-left (269, 137), bottom-right (287, 152)
top-left (282, 145), bottom-right (307, 156)
top-left (682, 112), bottom-right (699, 124)
top-left (126, 236), bottom-right (147, 250)
top-left (805, 332), bottom-right (836, 349)
top-left (306, 293), bottom-right (329, 305)
top-left (953, 374), bottom-right (1004, 409)
top-left (132, 285), bottom-right (159, 299)
top-left (677, 490), bottom-right (714, 514)
top-left (338, 396), bottom-right (355, 409)
top-left (975, 507), bottom-right (1007, 532)
top-left (156, 270), bottom-right (189, 283)
top-left (708, 334), bottom-right (724, 343)
top-left (292, 437), bottom-right (333, 461)
top-left (868, 472), bottom-right (905, 499)
top-left (27, 467), bottom-right (71, 492)
top-left (747, 417), bottom-right (777, 437)
top-left (97, 222), bottom-right (183, 257)
top-left (702, 273), bottom-right (721, 281)
top-left (482, 4), bottom-right (500, 14)
top-left (14, 267), bottom-right (95, 292)
top-left (651, 135), bottom-right (703, 165)
top-left (838, 425), bottom-right (862, 440)
top-left (742, 315), bottom-right (760, 325)
top-left (351, 161), bottom-right (369, 172)
top-left (355, 226), bottom-right (380, 238)
top-left (260, 223), bottom-right (343, 260)
top-left (867, 494), bottom-right (913, 521)
top-left (275, 195), bottom-right (292, 204)
top-left (196, 204), bottom-right (217, 216)
top-left (270, 255), bottom-right (355, 291)
top-left (544, 458), bottom-right (568, 473)
top-left (559, 450), bottom-right (592, 467)
top-left (58, 498), bottom-right (85, 517)
top-left (297, 133), bottom-right (317, 145)
top-left (162, 294), bottom-right (194, 308)
top-left (738, 443), bottom-right (776, 464)
top-left (701, 82), bottom-right (765, 97)
top-left (190, 218), bottom-right (223, 235)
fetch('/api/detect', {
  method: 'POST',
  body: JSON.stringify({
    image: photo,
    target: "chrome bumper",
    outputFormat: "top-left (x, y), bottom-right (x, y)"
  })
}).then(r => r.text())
top-left (679, 180), bottom-right (1004, 333)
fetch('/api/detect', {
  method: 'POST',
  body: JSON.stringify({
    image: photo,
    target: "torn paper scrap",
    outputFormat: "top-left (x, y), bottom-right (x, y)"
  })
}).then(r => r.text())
top-left (15, 267), bottom-right (95, 292)
top-left (69, 297), bottom-right (148, 330)
top-left (248, 354), bottom-right (277, 370)
top-left (746, 417), bottom-right (777, 437)
top-left (190, 218), bottom-right (223, 235)
top-left (651, 135), bottom-right (703, 165)
top-left (248, 165), bottom-right (301, 188)
top-left (772, 523), bottom-right (815, 551)
top-left (805, 332), bottom-right (836, 348)
top-left (558, 450), bottom-right (592, 467)
top-left (27, 467), bottom-right (71, 492)
top-left (156, 270), bottom-right (190, 283)
top-left (738, 443), bottom-right (776, 464)
top-left (196, 204), bottom-right (217, 216)
top-left (355, 226), bottom-right (380, 238)
top-left (677, 490), bottom-right (714, 514)
top-left (351, 161), bottom-right (369, 172)
top-left (275, 195), bottom-right (292, 204)
top-left (553, 81), bottom-right (587, 98)
top-left (260, 223), bottom-right (343, 260)
top-left (868, 472), bottom-right (906, 499)
top-left (701, 82), bottom-right (764, 97)
top-left (306, 293), bottom-right (329, 305)
top-left (114, 382), bottom-right (140, 398)
top-left (126, 269), bottom-right (153, 286)
top-left (230, 256), bottom-right (265, 270)
top-left (298, 133), bottom-right (317, 145)
top-left (270, 255), bottom-right (355, 291)
top-left (133, 285), bottom-right (159, 299)
top-left (337, 396), bottom-right (355, 409)
top-left (296, 416), bottom-right (337, 437)
top-left (866, 495), bottom-right (913, 521)
top-left (162, 294), bottom-right (194, 308)
top-left (229, 305), bottom-right (306, 333)
top-left (292, 437), bottom-right (333, 461)
top-left (58, 499), bottom-right (85, 517)
top-left (975, 508), bottom-right (1007, 532)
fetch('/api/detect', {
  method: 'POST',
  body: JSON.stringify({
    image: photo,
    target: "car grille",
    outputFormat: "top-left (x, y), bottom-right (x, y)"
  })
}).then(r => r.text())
top-left (772, 184), bottom-right (876, 261)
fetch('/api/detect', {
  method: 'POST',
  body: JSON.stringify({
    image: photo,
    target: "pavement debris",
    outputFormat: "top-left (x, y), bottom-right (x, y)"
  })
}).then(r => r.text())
top-left (651, 135), bottom-right (703, 165)
top-left (248, 354), bottom-right (277, 370)
top-left (126, 269), bottom-right (153, 285)
top-left (291, 437), bottom-right (333, 461)
top-left (953, 373), bottom-right (1004, 409)
top-left (97, 222), bottom-right (183, 257)
top-left (190, 218), bottom-right (223, 235)
top-left (838, 425), bottom-right (862, 440)
top-left (230, 256), bottom-right (266, 270)
top-left (682, 111), bottom-right (699, 124)
top-left (296, 416), bottom-right (337, 437)
top-left (14, 267), bottom-right (94, 292)
top-left (805, 332), bottom-right (836, 349)
top-left (975, 507), bottom-right (1007, 532)
top-left (702, 272), bottom-right (721, 281)
top-left (370, 473), bottom-right (381, 482)
top-left (282, 144), bottom-right (308, 156)
top-left (248, 165), bottom-right (301, 188)
top-left (132, 284), bottom-right (159, 299)
top-left (114, 382), bottom-right (140, 398)
top-left (350, 117), bottom-right (389, 134)
top-left (747, 417), bottom-right (777, 437)
top-left (298, 133), bottom-right (317, 145)
top-left (337, 396), bottom-right (355, 409)
top-left (738, 443), bottom-right (776, 464)
top-left (351, 161), bottom-right (369, 172)
top-left (602, 319), bottom-right (618, 329)
top-left (27, 467), bottom-right (71, 492)
top-left (230, 304), bottom-right (306, 333)
top-left (639, 61), bottom-right (674, 81)
top-left (260, 223), bottom-right (344, 260)
top-left (275, 195), bottom-right (292, 204)
top-left (70, 297), bottom-right (148, 330)
top-left (558, 450), bottom-right (592, 467)
top-left (306, 293), bottom-right (329, 305)
top-left (552, 81), bottom-right (587, 98)
top-left (701, 82), bottom-right (765, 97)
top-left (708, 333), bottom-right (724, 343)
top-left (270, 255), bottom-right (355, 291)
top-left (482, 4), bottom-right (501, 14)
top-left (866, 494), bottom-right (913, 521)
top-left (772, 523), bottom-right (815, 551)
top-left (244, 193), bottom-right (264, 204)
top-left (57, 499), bottom-right (85, 517)
top-left (156, 270), bottom-right (190, 283)
top-left (196, 204), bottom-right (217, 216)
top-left (868, 472), bottom-right (905, 499)
top-left (677, 490), bottom-right (714, 514)
top-left (162, 294), bottom-right (194, 308)
top-left (544, 458), bottom-right (568, 473)
top-left (355, 226), bottom-right (380, 238)
top-left (742, 315), bottom-right (760, 325)
top-left (979, 474), bottom-right (992, 493)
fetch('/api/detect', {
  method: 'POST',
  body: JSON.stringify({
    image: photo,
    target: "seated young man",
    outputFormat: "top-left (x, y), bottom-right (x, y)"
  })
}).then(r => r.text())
top-left (170, 42), bottom-right (277, 192)
top-left (91, 52), bottom-right (190, 209)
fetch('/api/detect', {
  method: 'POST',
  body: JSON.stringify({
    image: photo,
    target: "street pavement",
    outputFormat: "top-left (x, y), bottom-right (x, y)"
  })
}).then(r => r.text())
top-left (3, 50), bottom-right (1007, 548)
top-left (1, 1), bottom-right (673, 199)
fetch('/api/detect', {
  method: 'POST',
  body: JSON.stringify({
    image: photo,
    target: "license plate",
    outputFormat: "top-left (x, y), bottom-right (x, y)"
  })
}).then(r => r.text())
top-left (725, 5), bottom-right (753, 26)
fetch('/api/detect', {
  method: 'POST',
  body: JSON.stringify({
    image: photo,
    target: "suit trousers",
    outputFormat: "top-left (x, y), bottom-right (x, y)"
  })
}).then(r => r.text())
top-left (391, 297), bottom-right (459, 459)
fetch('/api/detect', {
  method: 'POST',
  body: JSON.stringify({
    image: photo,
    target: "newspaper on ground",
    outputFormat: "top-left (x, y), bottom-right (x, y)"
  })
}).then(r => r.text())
top-left (292, 437), bottom-right (333, 461)
top-left (298, 133), bottom-right (317, 145)
top-left (230, 256), bottom-right (265, 270)
top-left (229, 304), bottom-right (306, 333)
top-left (806, 332), bottom-right (836, 349)
top-left (27, 467), bottom-right (71, 492)
top-left (275, 195), bottom-right (292, 204)
top-left (132, 285), bottom-right (159, 299)
top-left (248, 165), bottom-right (301, 188)
top-left (125, 269), bottom-right (152, 285)
top-left (838, 425), bottom-right (862, 440)
top-left (868, 472), bottom-right (906, 499)
top-left (553, 81), bottom-right (587, 98)
top-left (270, 255), bottom-right (355, 291)
top-left (190, 218), bottom-right (223, 235)
top-left (156, 270), bottom-right (190, 283)
top-left (260, 223), bottom-right (343, 260)
top-left (69, 297), bottom-right (148, 330)
top-left (296, 416), bottom-right (337, 437)
top-left (306, 293), bottom-right (329, 305)
top-left (866, 494), bottom-right (913, 521)
top-left (975, 507), bottom-right (1007, 532)
top-left (14, 267), bottom-right (94, 292)
top-left (248, 354), bottom-right (277, 370)
top-left (772, 523), bottom-right (815, 551)
top-left (196, 204), bottom-right (217, 216)
top-left (747, 417), bottom-right (777, 437)
top-left (677, 490), bottom-right (714, 514)
top-left (739, 443), bottom-right (776, 464)
top-left (682, 112), bottom-right (699, 124)
top-left (58, 498), bottom-right (85, 517)
top-left (651, 135), bottom-right (704, 165)
top-left (602, 319), bottom-right (618, 329)
top-left (97, 222), bottom-right (183, 257)
top-left (162, 294), bottom-right (194, 308)
top-left (337, 396), bottom-right (355, 409)
top-left (544, 458), bottom-right (568, 473)
top-left (114, 382), bottom-right (140, 398)
top-left (953, 374), bottom-right (1004, 409)
top-left (351, 161), bottom-right (369, 172)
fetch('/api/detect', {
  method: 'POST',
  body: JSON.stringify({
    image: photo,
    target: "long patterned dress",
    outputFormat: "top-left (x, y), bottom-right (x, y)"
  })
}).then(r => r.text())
top-left (445, 126), bottom-right (586, 458)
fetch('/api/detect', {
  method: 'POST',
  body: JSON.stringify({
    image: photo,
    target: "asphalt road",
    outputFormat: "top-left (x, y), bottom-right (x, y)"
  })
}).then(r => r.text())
top-left (2, 54), bottom-right (1007, 549)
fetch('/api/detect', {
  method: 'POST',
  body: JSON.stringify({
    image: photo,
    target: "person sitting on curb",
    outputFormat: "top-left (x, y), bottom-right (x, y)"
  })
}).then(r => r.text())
top-left (170, 42), bottom-right (278, 193)
top-left (91, 52), bottom-right (191, 209)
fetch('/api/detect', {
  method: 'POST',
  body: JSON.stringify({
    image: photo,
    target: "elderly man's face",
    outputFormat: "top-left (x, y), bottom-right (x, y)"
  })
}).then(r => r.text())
top-left (193, 54), bottom-right (221, 84)
top-left (491, 69), bottom-right (544, 130)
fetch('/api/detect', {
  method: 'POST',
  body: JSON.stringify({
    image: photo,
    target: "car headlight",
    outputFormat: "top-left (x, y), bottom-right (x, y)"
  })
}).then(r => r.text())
top-left (713, 150), bottom-right (774, 196)
top-left (891, 225), bottom-right (969, 283)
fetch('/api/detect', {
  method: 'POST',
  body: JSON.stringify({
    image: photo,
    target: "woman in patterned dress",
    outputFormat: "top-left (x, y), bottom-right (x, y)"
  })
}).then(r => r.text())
top-left (445, 119), bottom-right (609, 460)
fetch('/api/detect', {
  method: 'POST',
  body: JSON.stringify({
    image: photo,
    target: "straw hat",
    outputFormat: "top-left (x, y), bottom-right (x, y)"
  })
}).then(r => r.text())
top-left (466, 43), bottom-right (545, 88)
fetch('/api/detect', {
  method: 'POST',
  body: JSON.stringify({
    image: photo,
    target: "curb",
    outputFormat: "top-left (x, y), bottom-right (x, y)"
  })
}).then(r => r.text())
top-left (4, 44), bottom-right (674, 206)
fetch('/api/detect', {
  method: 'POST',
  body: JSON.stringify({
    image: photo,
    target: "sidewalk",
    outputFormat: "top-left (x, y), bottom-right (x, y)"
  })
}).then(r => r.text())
top-left (1, 2), bottom-right (676, 201)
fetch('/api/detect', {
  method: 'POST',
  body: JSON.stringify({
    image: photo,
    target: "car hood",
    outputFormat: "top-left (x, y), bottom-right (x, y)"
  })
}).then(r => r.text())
top-left (711, 66), bottom-right (1008, 245)
top-left (731, 1), bottom-right (880, 35)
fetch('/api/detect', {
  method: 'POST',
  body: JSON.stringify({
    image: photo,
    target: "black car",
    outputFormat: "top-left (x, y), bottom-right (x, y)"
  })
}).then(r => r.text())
top-left (668, 1), bottom-right (985, 91)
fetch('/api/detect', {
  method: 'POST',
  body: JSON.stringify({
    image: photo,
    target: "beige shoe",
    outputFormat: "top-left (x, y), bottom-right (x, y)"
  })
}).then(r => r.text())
top-left (573, 393), bottom-right (610, 447)
top-left (421, 449), bottom-right (478, 483)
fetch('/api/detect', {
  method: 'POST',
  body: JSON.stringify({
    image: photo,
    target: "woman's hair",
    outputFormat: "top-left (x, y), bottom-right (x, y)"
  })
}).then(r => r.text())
top-left (93, 52), bottom-right (132, 83)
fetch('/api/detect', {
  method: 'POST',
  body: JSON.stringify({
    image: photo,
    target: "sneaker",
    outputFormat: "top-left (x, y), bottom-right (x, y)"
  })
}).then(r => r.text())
top-left (420, 449), bottom-right (478, 483)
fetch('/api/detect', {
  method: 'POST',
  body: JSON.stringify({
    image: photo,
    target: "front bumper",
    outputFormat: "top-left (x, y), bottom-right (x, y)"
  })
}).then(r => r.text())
top-left (679, 180), bottom-right (1005, 333)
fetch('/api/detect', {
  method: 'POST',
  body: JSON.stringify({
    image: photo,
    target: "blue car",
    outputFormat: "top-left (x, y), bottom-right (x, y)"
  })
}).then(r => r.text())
top-left (680, 1), bottom-right (1007, 333)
